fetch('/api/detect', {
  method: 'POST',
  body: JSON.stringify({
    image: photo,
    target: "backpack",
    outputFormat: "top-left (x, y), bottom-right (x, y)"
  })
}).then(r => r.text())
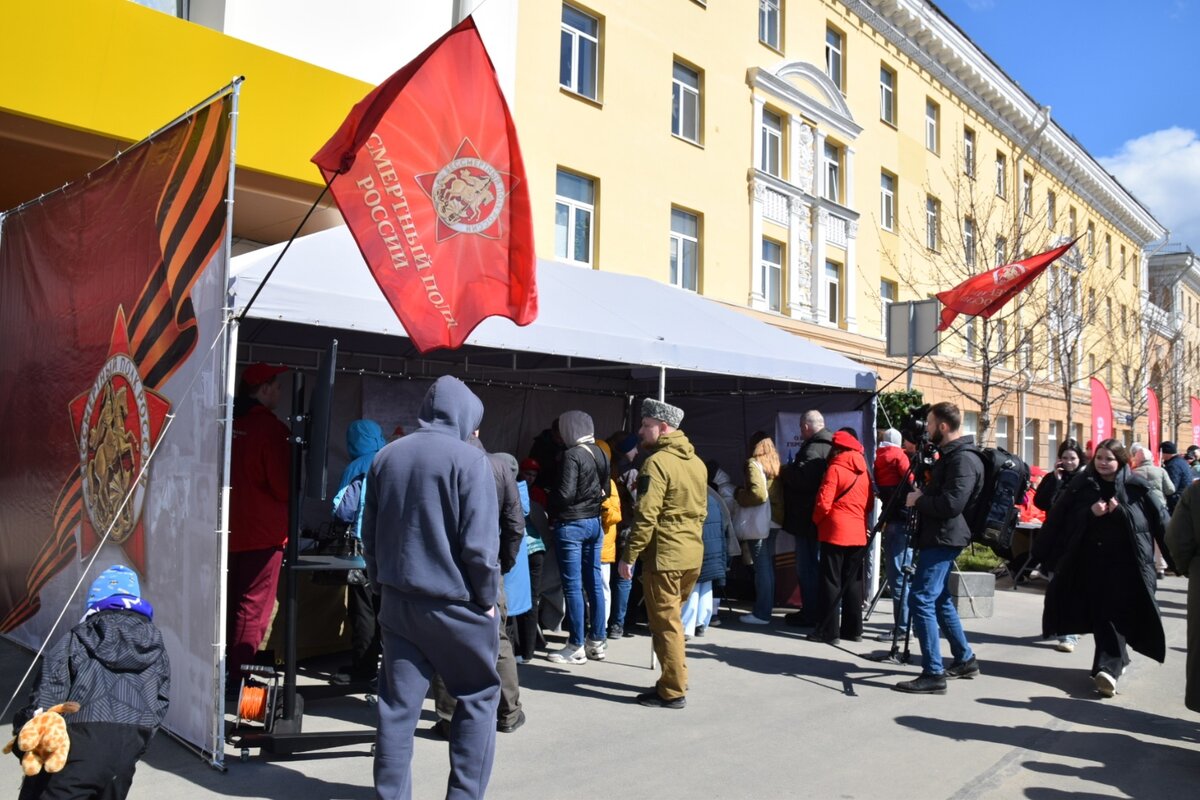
top-left (966, 447), bottom-right (1031, 553)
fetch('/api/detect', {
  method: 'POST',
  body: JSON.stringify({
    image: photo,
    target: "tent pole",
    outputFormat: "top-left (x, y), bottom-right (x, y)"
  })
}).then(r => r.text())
top-left (658, 367), bottom-right (666, 402)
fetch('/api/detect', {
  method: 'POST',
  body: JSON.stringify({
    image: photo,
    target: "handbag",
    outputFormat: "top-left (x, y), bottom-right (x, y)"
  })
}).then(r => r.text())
top-left (733, 461), bottom-right (772, 541)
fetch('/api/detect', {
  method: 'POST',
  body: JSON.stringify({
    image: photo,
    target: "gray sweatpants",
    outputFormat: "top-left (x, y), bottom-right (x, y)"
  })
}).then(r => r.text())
top-left (375, 589), bottom-right (500, 800)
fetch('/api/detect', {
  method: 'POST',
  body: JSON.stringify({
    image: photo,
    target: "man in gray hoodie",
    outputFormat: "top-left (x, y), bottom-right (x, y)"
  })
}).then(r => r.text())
top-left (363, 376), bottom-right (501, 800)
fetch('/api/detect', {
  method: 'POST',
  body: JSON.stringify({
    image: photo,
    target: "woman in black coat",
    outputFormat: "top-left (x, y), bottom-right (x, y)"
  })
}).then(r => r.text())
top-left (1036, 438), bottom-right (1166, 697)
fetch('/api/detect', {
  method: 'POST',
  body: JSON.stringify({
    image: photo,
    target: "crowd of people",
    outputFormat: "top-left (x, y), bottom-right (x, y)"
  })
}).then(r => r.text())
top-left (16, 360), bottom-right (1198, 799)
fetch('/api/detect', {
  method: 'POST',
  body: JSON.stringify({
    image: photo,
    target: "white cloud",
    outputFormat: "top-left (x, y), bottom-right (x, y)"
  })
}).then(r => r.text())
top-left (1100, 128), bottom-right (1200, 247)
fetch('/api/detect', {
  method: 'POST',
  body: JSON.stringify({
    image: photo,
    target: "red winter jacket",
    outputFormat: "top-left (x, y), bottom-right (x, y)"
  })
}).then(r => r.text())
top-left (229, 403), bottom-right (290, 552)
top-left (813, 434), bottom-right (873, 547)
top-left (873, 444), bottom-right (909, 489)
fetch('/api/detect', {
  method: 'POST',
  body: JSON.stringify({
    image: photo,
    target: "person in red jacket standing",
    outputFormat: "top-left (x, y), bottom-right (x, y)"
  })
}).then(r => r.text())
top-left (227, 362), bottom-right (290, 683)
top-left (808, 430), bottom-right (873, 644)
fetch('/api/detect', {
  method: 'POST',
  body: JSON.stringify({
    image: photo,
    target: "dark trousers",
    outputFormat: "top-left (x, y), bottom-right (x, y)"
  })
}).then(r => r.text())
top-left (226, 547), bottom-right (283, 677)
top-left (513, 551), bottom-right (545, 660)
top-left (795, 536), bottom-right (821, 621)
top-left (19, 723), bottom-right (150, 800)
top-left (814, 543), bottom-right (864, 640)
top-left (376, 589), bottom-right (500, 800)
top-left (348, 582), bottom-right (382, 677)
top-left (434, 584), bottom-right (521, 727)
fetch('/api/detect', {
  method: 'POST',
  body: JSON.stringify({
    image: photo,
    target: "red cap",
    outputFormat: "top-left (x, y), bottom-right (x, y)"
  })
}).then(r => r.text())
top-left (242, 363), bottom-right (288, 386)
top-left (519, 458), bottom-right (540, 472)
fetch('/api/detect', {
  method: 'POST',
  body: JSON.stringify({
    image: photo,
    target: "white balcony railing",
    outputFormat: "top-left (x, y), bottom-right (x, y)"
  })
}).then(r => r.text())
top-left (824, 211), bottom-right (848, 247)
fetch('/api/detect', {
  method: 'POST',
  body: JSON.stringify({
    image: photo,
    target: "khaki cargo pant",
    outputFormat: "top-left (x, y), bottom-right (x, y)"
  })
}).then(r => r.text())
top-left (643, 567), bottom-right (700, 700)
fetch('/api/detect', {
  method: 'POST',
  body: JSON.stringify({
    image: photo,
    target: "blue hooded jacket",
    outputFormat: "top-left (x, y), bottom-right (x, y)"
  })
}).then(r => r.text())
top-left (362, 376), bottom-right (500, 607)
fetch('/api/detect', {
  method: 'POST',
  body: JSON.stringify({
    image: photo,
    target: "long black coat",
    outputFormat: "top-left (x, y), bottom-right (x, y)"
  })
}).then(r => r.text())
top-left (1037, 467), bottom-right (1166, 663)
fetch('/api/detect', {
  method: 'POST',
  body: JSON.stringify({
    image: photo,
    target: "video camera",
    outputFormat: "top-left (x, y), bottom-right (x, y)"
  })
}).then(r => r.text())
top-left (900, 403), bottom-right (938, 483)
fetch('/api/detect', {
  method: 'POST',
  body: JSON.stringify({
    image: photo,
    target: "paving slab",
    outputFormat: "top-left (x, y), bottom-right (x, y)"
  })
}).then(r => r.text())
top-left (2, 574), bottom-right (1197, 799)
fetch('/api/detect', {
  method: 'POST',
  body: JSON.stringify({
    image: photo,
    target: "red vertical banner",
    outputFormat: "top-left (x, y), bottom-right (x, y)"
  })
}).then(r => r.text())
top-left (1090, 378), bottom-right (1114, 447)
top-left (1191, 396), bottom-right (1200, 448)
top-left (1147, 388), bottom-right (1161, 466)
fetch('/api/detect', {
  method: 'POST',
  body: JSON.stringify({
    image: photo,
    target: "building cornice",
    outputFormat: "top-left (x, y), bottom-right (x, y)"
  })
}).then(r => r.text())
top-left (847, 0), bottom-right (1166, 246)
top-left (747, 63), bottom-right (863, 141)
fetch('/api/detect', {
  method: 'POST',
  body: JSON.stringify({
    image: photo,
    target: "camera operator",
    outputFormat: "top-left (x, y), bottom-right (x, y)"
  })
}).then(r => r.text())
top-left (895, 401), bottom-right (983, 694)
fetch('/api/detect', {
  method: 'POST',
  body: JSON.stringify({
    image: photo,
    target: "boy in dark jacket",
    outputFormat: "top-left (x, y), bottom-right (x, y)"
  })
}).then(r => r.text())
top-left (12, 565), bottom-right (170, 800)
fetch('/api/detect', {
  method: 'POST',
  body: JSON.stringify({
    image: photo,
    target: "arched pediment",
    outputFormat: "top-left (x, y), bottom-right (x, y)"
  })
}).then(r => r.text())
top-left (773, 61), bottom-right (855, 122)
top-left (747, 61), bottom-right (862, 141)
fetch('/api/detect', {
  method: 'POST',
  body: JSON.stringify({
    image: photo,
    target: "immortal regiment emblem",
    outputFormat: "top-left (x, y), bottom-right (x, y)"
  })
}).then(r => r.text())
top-left (415, 138), bottom-right (517, 242)
top-left (69, 308), bottom-right (170, 569)
top-left (993, 263), bottom-right (1027, 284)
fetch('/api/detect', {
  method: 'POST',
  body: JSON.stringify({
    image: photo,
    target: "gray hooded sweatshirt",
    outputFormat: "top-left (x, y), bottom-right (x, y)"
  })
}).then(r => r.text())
top-left (363, 376), bottom-right (500, 608)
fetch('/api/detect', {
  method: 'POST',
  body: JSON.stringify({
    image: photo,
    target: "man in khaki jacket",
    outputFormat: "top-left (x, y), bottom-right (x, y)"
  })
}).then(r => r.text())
top-left (618, 398), bottom-right (708, 708)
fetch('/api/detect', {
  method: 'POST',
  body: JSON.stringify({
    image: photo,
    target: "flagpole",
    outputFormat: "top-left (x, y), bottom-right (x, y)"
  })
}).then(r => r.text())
top-left (235, 178), bottom-right (334, 324)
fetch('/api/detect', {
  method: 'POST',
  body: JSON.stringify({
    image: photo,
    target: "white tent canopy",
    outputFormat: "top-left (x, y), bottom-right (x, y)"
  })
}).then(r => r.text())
top-left (229, 225), bottom-right (875, 393)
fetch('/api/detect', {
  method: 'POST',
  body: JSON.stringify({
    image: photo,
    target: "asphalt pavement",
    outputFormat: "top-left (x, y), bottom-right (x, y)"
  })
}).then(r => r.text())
top-left (2, 573), bottom-right (1197, 799)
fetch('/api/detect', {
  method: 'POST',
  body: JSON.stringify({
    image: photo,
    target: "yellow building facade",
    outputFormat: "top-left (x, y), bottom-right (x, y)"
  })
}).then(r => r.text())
top-left (510, 0), bottom-right (1165, 466)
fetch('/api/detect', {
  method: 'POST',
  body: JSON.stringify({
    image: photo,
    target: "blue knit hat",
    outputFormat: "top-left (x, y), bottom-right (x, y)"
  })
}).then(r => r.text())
top-left (87, 565), bottom-right (141, 607)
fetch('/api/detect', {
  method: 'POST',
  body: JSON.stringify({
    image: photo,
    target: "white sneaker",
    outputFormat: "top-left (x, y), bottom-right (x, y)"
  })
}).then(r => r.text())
top-left (584, 638), bottom-right (607, 661)
top-left (1093, 670), bottom-right (1118, 697)
top-left (548, 643), bottom-right (586, 664)
top-left (1054, 639), bottom-right (1075, 653)
top-left (740, 613), bottom-right (770, 626)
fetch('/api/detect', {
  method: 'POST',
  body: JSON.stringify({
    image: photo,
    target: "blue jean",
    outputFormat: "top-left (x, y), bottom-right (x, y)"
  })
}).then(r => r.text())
top-left (554, 517), bottom-right (605, 646)
top-left (609, 569), bottom-right (632, 629)
top-left (795, 535), bottom-right (821, 617)
top-left (747, 529), bottom-right (777, 620)
top-left (883, 522), bottom-right (913, 634)
top-left (908, 545), bottom-right (974, 675)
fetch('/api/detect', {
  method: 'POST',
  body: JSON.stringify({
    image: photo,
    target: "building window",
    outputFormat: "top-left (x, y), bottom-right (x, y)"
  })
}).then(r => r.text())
top-left (880, 64), bottom-right (896, 125)
top-left (1120, 245), bottom-right (1127, 279)
top-left (823, 141), bottom-right (841, 203)
top-left (825, 261), bottom-right (842, 324)
top-left (759, 0), bottom-right (781, 49)
top-left (671, 61), bottom-right (701, 143)
top-left (1087, 221), bottom-right (1095, 257)
top-left (995, 236), bottom-right (1007, 267)
top-left (1047, 190), bottom-right (1056, 228)
top-left (964, 217), bottom-right (976, 268)
top-left (1069, 207), bottom-right (1078, 238)
top-left (1047, 420), bottom-right (1061, 466)
top-left (963, 411), bottom-right (979, 439)
top-left (669, 208), bottom-right (699, 291)
top-left (825, 26), bottom-right (844, 91)
top-left (995, 152), bottom-right (1007, 198)
top-left (560, 5), bottom-right (599, 100)
top-left (880, 171), bottom-right (896, 232)
top-left (995, 415), bottom-right (1010, 452)
top-left (925, 99), bottom-right (939, 153)
top-left (760, 109), bottom-right (783, 177)
top-left (555, 169), bottom-right (595, 266)
top-left (963, 127), bottom-right (975, 178)
top-left (965, 319), bottom-right (977, 360)
top-left (881, 279), bottom-right (897, 336)
top-left (1120, 304), bottom-right (1127, 334)
top-left (761, 239), bottom-right (783, 312)
top-left (1022, 172), bottom-right (1033, 216)
top-left (926, 195), bottom-right (940, 250)
top-left (1105, 234), bottom-right (1112, 269)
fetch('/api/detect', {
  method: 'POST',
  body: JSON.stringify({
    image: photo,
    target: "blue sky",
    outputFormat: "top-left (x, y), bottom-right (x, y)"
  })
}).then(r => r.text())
top-left (935, 0), bottom-right (1200, 245)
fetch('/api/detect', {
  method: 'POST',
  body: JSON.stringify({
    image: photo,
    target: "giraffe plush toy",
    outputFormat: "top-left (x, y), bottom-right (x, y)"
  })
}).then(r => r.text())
top-left (3, 702), bottom-right (80, 776)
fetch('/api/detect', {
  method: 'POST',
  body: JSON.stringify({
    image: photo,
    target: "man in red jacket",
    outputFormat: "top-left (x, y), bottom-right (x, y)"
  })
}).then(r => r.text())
top-left (227, 362), bottom-right (290, 682)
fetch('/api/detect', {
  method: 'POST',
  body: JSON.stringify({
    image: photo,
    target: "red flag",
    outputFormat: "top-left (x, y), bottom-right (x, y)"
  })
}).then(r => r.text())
top-left (1191, 396), bottom-right (1200, 448)
top-left (936, 239), bottom-right (1078, 331)
top-left (1147, 387), bottom-right (1161, 465)
top-left (312, 16), bottom-right (537, 353)
top-left (1090, 378), bottom-right (1114, 447)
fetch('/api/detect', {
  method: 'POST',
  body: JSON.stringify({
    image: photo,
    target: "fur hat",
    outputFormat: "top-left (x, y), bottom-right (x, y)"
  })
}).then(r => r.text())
top-left (641, 398), bottom-right (684, 428)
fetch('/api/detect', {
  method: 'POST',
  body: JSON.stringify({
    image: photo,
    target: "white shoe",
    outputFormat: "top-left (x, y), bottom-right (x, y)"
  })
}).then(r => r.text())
top-left (1093, 670), bottom-right (1118, 697)
top-left (548, 643), bottom-right (586, 664)
top-left (584, 638), bottom-right (607, 661)
top-left (1054, 640), bottom-right (1075, 653)
top-left (740, 613), bottom-right (770, 626)
top-left (514, 655), bottom-right (528, 665)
